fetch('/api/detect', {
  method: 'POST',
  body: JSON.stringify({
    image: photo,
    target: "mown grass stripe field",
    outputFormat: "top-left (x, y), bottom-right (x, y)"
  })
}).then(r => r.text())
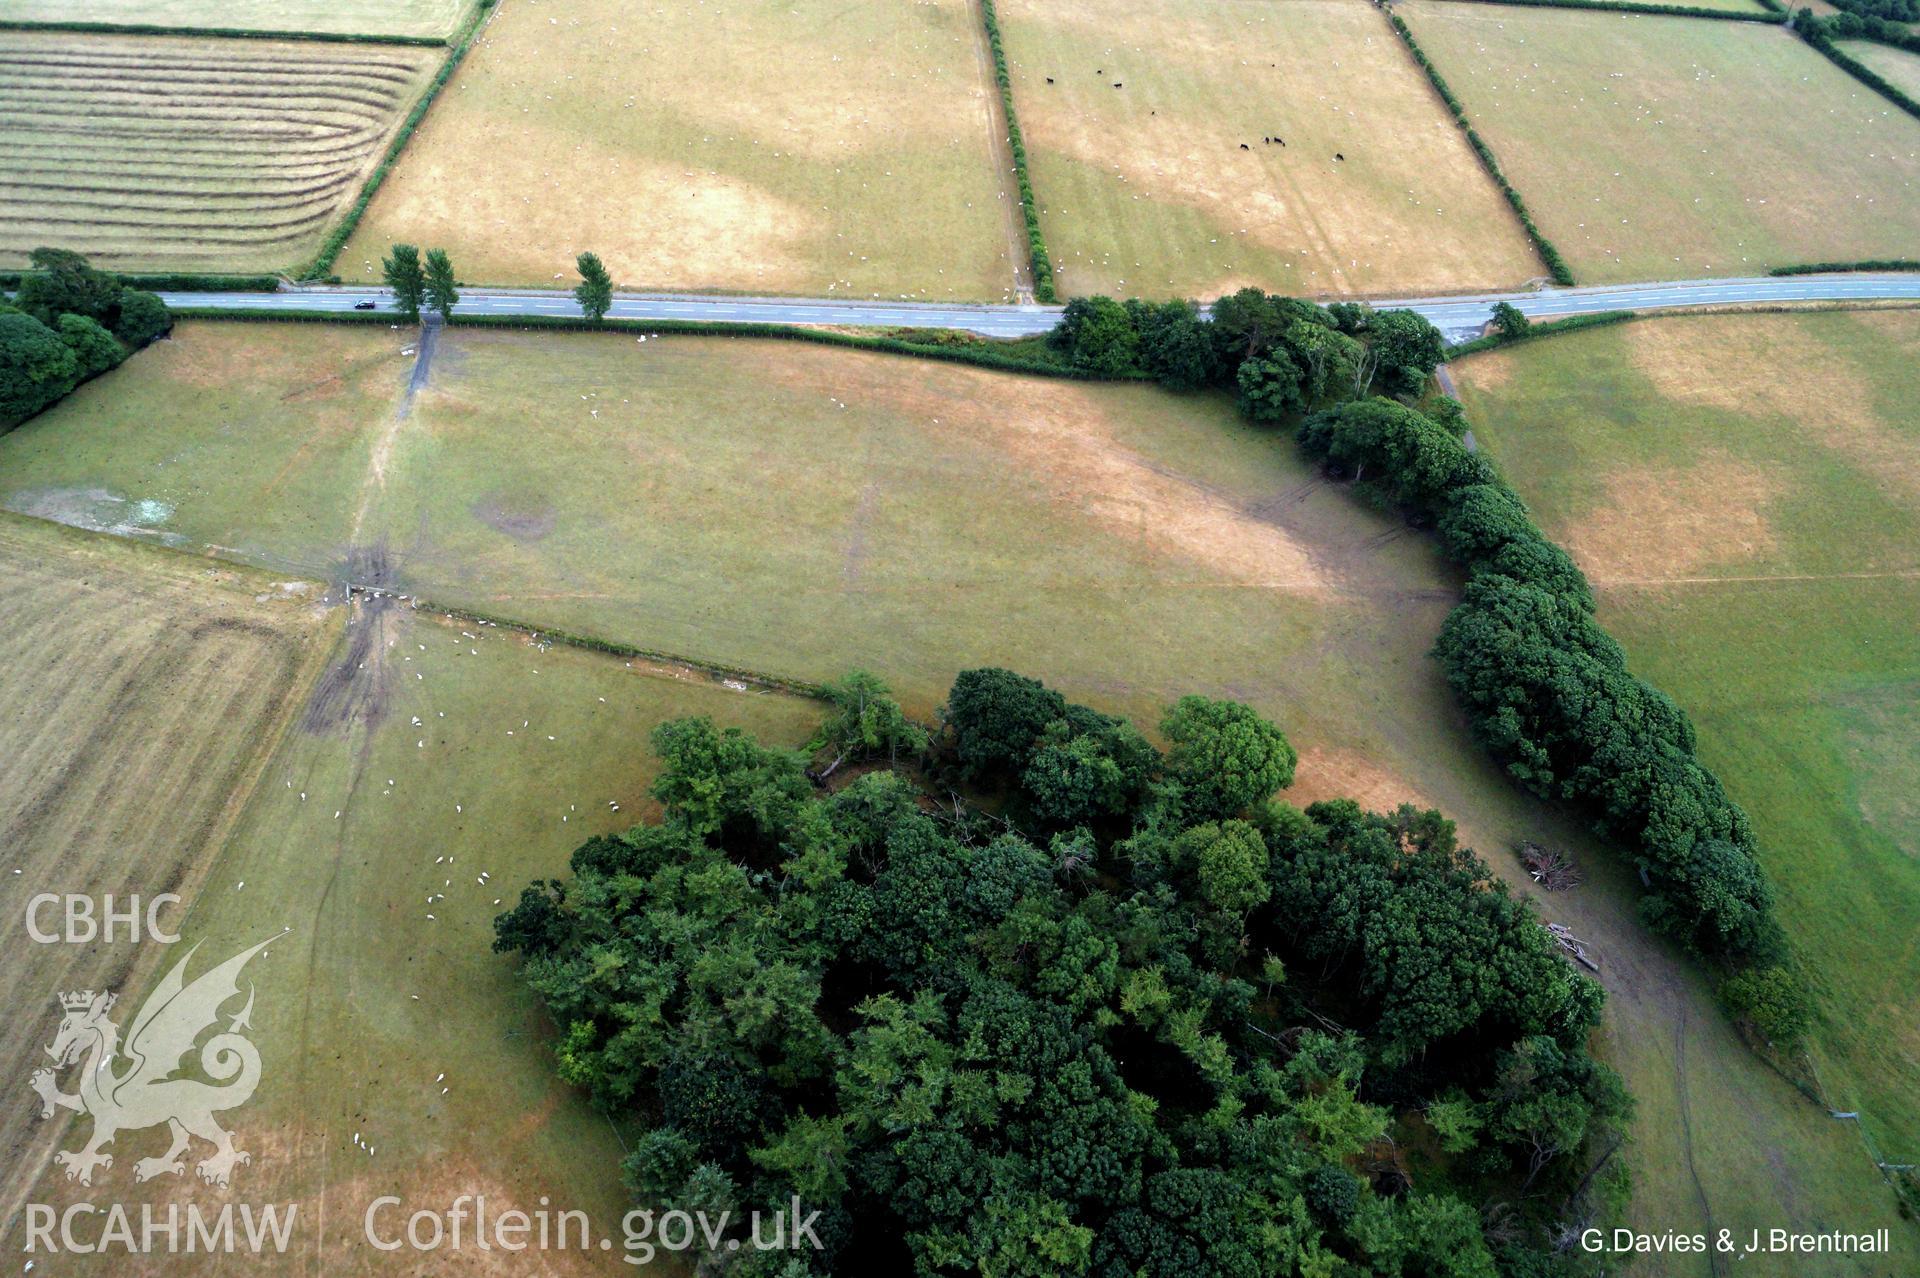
top-left (0, 30), bottom-right (438, 271)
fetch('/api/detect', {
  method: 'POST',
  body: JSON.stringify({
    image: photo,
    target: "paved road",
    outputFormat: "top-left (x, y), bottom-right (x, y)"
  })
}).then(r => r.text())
top-left (161, 273), bottom-right (1920, 341)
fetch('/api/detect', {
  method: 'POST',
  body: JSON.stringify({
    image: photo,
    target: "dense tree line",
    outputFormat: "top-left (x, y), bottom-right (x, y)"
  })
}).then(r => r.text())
top-left (1, 249), bottom-right (171, 431)
top-left (498, 669), bottom-right (1628, 1275)
top-left (1040, 291), bottom-right (1803, 1045)
top-left (1046, 289), bottom-right (1447, 405)
top-left (1293, 398), bottom-right (1787, 967)
top-left (1809, 0), bottom-right (1918, 23)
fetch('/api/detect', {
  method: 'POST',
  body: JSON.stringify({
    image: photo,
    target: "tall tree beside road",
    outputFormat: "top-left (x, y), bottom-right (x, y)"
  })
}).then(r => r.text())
top-left (382, 244), bottom-right (425, 323)
top-left (574, 252), bottom-right (614, 323)
top-left (424, 249), bottom-right (459, 322)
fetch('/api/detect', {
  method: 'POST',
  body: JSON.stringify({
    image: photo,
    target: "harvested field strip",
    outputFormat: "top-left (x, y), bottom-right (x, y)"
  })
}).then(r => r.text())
top-left (0, 30), bottom-right (438, 271)
top-left (0, 514), bottom-right (334, 1217)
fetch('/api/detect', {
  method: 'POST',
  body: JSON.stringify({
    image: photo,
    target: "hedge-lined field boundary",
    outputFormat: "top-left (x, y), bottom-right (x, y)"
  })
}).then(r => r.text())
top-left (164, 307), bottom-right (1152, 381)
top-left (353, 590), bottom-right (832, 700)
top-left (0, 271), bottom-right (281, 292)
top-left (1411, 0), bottom-right (1785, 22)
top-left (1381, 8), bottom-right (1579, 286)
top-left (1445, 309), bottom-right (1635, 356)
top-left (978, 0), bottom-right (1058, 303)
top-left (1798, 24), bottom-right (1920, 123)
top-left (299, 0), bottom-right (496, 279)
top-left (1769, 258), bottom-right (1920, 275)
top-left (0, 17), bottom-right (446, 45)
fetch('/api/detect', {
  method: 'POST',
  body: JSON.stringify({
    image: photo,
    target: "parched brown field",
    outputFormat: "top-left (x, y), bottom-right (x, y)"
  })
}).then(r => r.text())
top-left (1401, 4), bottom-right (1920, 281)
top-left (0, 0), bottom-right (472, 40)
top-left (339, 0), bottom-right (1019, 298)
top-left (0, 30), bottom-right (439, 272)
top-left (994, 0), bottom-right (1541, 298)
top-left (0, 514), bottom-right (335, 1225)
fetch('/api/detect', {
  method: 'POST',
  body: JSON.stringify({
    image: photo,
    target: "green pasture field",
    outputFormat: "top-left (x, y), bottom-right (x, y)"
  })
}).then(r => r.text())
top-left (1400, 3), bottom-right (1920, 282)
top-left (0, 319), bottom-right (1911, 1270)
top-left (337, 0), bottom-right (1018, 299)
top-left (993, 0), bottom-right (1540, 299)
top-left (1452, 309), bottom-right (1920, 1178)
top-left (0, 0), bottom-right (472, 40)
top-left (1846, 38), bottom-right (1920, 100)
top-left (0, 31), bottom-right (440, 273)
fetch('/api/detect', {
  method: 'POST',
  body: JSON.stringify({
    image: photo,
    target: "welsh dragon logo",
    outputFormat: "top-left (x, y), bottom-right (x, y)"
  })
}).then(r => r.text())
top-left (30, 936), bottom-right (278, 1188)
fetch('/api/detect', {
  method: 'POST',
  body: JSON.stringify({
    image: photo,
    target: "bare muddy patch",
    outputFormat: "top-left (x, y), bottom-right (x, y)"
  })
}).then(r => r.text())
top-left (473, 494), bottom-right (557, 543)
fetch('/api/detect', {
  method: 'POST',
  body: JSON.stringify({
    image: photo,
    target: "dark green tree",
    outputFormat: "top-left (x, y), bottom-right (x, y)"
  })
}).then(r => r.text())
top-left (1160, 695), bottom-right (1297, 820)
top-left (16, 247), bottom-right (121, 328)
top-left (814, 669), bottom-right (928, 772)
top-left (1052, 295), bottom-right (1139, 374)
top-left (943, 668), bottom-right (1066, 780)
top-left (0, 310), bottom-right (81, 429)
top-left (423, 248), bottom-right (459, 321)
top-left (1367, 308), bottom-right (1446, 397)
top-left (574, 251), bottom-right (614, 322)
top-left (1491, 302), bottom-right (1531, 341)
top-left (381, 243), bottom-right (425, 322)
top-left (56, 314), bottom-right (124, 378)
top-left (1135, 299), bottom-right (1217, 390)
top-left (112, 290), bottom-right (171, 348)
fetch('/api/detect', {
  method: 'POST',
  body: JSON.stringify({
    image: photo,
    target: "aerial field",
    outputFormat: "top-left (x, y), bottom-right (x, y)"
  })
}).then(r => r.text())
top-left (338, 0), bottom-right (1018, 298)
top-left (0, 31), bottom-right (439, 273)
top-left (1451, 310), bottom-right (1920, 1172)
top-left (993, 0), bottom-right (1540, 299)
top-left (4, 575), bottom-right (822, 1272)
top-left (0, 0), bottom-right (472, 40)
top-left (1400, 4), bottom-right (1920, 281)
top-left (1846, 38), bottom-right (1920, 101)
top-left (0, 320), bottom-right (1910, 1269)
top-left (0, 515), bottom-right (334, 1224)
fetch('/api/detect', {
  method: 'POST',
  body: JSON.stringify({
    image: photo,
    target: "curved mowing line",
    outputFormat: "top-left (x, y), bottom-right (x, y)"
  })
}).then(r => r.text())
top-left (0, 206), bottom-right (341, 234)
top-left (7, 184), bottom-right (357, 215)
top-left (4, 116), bottom-right (393, 141)
top-left (3, 172), bottom-right (362, 200)
top-left (1, 105), bottom-right (398, 130)
top-left (0, 54), bottom-right (431, 81)
top-left (0, 80), bottom-right (414, 109)
top-left (0, 62), bottom-right (424, 89)
top-left (1, 139), bottom-right (388, 166)
top-left (0, 142), bottom-right (390, 168)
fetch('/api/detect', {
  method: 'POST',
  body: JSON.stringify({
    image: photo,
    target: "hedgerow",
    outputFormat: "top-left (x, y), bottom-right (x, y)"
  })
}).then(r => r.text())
top-left (978, 0), bottom-right (1058, 302)
top-left (165, 307), bottom-right (1143, 380)
top-left (1796, 20), bottom-right (1920, 123)
top-left (1383, 12), bottom-right (1578, 286)
top-left (1445, 309), bottom-right (1635, 356)
top-left (1767, 259), bottom-right (1920, 275)
top-left (1407, 0), bottom-right (1784, 20)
